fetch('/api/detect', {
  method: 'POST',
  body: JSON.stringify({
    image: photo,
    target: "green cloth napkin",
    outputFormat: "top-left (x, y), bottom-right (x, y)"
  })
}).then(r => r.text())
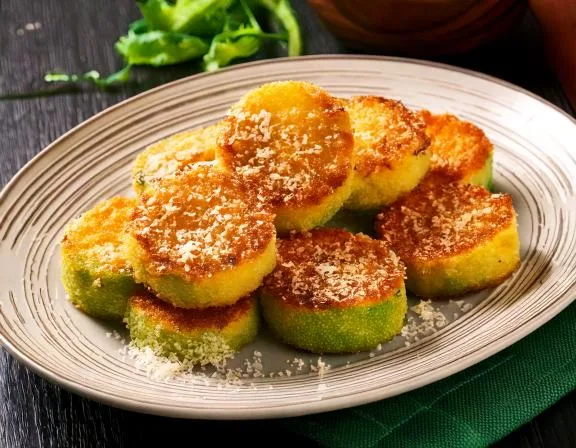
top-left (283, 301), bottom-right (576, 447)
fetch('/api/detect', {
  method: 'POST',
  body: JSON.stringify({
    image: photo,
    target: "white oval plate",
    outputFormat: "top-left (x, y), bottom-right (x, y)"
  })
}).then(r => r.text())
top-left (1, 56), bottom-right (576, 419)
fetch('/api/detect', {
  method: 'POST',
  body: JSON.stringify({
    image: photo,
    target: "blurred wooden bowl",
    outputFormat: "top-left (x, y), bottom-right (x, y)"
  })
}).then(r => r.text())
top-left (308, 0), bottom-right (528, 56)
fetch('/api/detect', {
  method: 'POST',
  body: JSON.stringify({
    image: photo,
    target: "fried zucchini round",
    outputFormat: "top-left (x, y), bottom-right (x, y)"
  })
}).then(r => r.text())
top-left (260, 229), bottom-right (407, 354)
top-left (61, 197), bottom-right (137, 320)
top-left (345, 96), bottom-right (430, 210)
top-left (218, 81), bottom-right (354, 232)
top-left (419, 110), bottom-right (494, 188)
top-left (126, 164), bottom-right (276, 309)
top-left (375, 176), bottom-right (520, 297)
top-left (126, 292), bottom-right (258, 365)
top-left (132, 124), bottom-right (219, 194)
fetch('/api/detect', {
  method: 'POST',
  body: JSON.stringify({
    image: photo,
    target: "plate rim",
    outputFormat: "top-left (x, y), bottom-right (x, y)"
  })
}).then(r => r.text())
top-left (1, 55), bottom-right (576, 419)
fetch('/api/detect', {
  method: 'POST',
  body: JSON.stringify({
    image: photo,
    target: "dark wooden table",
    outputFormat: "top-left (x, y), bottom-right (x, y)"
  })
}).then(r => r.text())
top-left (1, 1), bottom-right (575, 447)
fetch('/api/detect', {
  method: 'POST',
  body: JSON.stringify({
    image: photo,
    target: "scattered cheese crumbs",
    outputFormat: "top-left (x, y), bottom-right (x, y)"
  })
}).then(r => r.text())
top-left (105, 330), bottom-right (126, 343)
top-left (410, 300), bottom-right (448, 328)
top-left (309, 357), bottom-right (331, 377)
top-left (129, 346), bottom-right (184, 380)
top-left (288, 357), bottom-right (306, 371)
top-left (92, 278), bottom-right (102, 288)
top-left (401, 300), bottom-right (451, 345)
top-left (450, 299), bottom-right (473, 313)
top-left (112, 332), bottom-right (332, 387)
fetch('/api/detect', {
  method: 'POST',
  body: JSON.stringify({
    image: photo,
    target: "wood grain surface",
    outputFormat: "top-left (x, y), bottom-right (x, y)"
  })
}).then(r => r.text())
top-left (0, 1), bottom-right (574, 447)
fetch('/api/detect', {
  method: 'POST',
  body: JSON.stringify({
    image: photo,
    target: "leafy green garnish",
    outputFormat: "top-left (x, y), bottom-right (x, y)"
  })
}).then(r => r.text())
top-left (128, 18), bottom-right (150, 34)
top-left (137, 0), bottom-right (234, 36)
top-left (44, 0), bottom-right (302, 89)
top-left (44, 66), bottom-right (132, 88)
top-left (116, 30), bottom-right (209, 66)
top-left (203, 0), bottom-right (285, 71)
top-left (259, 0), bottom-right (301, 56)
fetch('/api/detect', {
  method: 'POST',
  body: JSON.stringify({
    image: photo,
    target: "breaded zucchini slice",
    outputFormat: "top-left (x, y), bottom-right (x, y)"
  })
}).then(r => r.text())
top-left (126, 164), bottom-right (276, 309)
top-left (345, 96), bottom-right (430, 210)
top-left (420, 110), bottom-right (494, 189)
top-left (126, 292), bottom-right (258, 365)
top-left (218, 81), bottom-right (354, 232)
top-left (375, 176), bottom-right (520, 297)
top-left (260, 229), bottom-right (407, 354)
top-left (61, 197), bottom-right (137, 320)
top-left (132, 124), bottom-right (219, 194)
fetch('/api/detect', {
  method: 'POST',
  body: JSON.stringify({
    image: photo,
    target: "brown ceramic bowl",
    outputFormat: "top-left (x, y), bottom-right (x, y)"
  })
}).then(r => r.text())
top-left (308, 0), bottom-right (527, 56)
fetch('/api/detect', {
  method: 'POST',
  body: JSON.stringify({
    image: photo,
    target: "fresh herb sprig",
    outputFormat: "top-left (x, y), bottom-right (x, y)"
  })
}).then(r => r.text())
top-left (45, 0), bottom-right (301, 89)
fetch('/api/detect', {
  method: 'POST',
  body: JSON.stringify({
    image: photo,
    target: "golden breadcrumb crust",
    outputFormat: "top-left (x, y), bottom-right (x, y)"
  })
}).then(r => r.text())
top-left (419, 110), bottom-right (493, 181)
top-left (375, 175), bottom-right (515, 263)
top-left (130, 292), bottom-right (253, 330)
top-left (132, 124), bottom-right (219, 192)
top-left (263, 228), bottom-right (405, 310)
top-left (62, 196), bottom-right (135, 274)
top-left (346, 96), bottom-right (429, 176)
top-left (129, 164), bottom-right (275, 281)
top-left (218, 81), bottom-right (354, 209)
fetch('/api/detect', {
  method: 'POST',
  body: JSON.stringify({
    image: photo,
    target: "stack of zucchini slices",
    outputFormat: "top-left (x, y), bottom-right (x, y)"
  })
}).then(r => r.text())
top-left (61, 81), bottom-right (520, 363)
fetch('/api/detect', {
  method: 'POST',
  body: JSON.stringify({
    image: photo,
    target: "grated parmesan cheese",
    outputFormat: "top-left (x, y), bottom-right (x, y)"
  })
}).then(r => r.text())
top-left (401, 300), bottom-right (450, 346)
